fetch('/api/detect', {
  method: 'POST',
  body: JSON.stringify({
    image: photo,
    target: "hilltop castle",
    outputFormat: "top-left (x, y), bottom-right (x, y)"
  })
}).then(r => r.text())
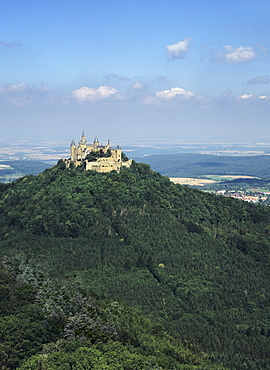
top-left (67, 132), bottom-right (132, 173)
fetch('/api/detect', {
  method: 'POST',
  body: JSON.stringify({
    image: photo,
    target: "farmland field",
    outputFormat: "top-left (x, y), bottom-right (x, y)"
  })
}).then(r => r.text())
top-left (170, 175), bottom-right (260, 187)
top-left (170, 177), bottom-right (218, 186)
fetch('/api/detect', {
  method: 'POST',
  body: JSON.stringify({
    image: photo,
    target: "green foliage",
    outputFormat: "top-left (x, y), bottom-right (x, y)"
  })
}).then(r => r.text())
top-left (0, 160), bottom-right (49, 182)
top-left (85, 149), bottom-right (113, 162)
top-left (139, 153), bottom-right (270, 178)
top-left (0, 256), bottom-right (222, 370)
top-left (121, 152), bottom-right (129, 161)
top-left (0, 258), bottom-right (60, 369)
top-left (1, 160), bottom-right (270, 369)
top-left (85, 151), bottom-right (100, 162)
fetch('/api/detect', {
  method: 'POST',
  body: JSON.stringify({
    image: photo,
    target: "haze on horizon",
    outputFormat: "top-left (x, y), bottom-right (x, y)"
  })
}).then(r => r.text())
top-left (1, 0), bottom-right (270, 144)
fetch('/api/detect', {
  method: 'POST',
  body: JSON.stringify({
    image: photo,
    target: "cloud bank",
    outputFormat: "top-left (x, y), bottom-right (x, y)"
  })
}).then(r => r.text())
top-left (156, 87), bottom-right (195, 100)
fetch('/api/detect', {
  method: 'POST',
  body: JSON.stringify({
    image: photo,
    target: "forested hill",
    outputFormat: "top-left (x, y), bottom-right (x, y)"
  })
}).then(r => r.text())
top-left (134, 153), bottom-right (270, 178)
top-left (0, 160), bottom-right (270, 369)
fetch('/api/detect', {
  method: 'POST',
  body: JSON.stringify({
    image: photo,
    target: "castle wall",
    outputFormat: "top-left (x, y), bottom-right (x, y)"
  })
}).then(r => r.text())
top-left (85, 158), bottom-right (132, 172)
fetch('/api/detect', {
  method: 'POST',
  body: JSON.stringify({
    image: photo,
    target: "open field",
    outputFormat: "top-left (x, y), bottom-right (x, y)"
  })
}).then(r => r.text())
top-left (170, 177), bottom-right (218, 186)
top-left (170, 174), bottom-right (260, 187)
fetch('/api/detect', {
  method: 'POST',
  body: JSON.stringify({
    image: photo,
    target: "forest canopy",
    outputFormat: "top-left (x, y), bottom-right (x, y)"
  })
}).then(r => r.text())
top-left (0, 160), bottom-right (270, 369)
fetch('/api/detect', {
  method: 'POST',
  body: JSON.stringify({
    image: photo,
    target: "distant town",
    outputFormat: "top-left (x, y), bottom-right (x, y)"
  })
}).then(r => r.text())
top-left (214, 189), bottom-right (270, 204)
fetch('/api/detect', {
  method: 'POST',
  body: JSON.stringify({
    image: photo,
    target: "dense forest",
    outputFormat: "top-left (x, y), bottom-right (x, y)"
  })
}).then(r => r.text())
top-left (0, 160), bottom-right (270, 369)
top-left (137, 153), bottom-right (270, 178)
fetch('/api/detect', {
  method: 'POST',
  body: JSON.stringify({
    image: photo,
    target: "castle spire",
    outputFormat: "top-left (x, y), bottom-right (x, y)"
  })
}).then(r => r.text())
top-left (81, 131), bottom-right (86, 144)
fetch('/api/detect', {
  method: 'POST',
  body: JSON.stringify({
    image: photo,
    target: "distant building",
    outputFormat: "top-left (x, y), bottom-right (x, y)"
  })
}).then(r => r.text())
top-left (66, 131), bottom-right (132, 173)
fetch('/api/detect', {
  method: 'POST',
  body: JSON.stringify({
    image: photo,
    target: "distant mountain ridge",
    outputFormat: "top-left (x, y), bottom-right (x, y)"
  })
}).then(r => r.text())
top-left (135, 153), bottom-right (270, 178)
top-left (0, 160), bottom-right (270, 369)
top-left (0, 160), bottom-right (49, 182)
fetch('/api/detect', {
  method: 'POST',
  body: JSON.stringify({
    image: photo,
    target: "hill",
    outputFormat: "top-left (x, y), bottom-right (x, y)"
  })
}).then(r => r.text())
top-left (135, 153), bottom-right (270, 178)
top-left (0, 160), bottom-right (270, 369)
top-left (0, 160), bottom-right (50, 183)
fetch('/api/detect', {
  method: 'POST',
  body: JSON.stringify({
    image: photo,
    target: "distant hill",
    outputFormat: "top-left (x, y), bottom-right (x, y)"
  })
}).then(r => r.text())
top-left (0, 160), bottom-right (50, 182)
top-left (0, 160), bottom-right (270, 369)
top-left (134, 153), bottom-right (270, 178)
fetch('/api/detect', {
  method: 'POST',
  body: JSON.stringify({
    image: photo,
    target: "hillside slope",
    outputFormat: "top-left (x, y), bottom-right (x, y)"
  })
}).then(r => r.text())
top-left (0, 160), bottom-right (270, 369)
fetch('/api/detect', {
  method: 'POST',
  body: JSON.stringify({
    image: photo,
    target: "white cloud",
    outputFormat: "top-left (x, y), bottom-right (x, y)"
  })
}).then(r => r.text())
top-left (72, 86), bottom-right (118, 101)
top-left (129, 82), bottom-right (145, 91)
top-left (165, 38), bottom-right (191, 60)
top-left (9, 82), bottom-right (28, 91)
top-left (219, 45), bottom-right (257, 63)
top-left (237, 94), bottom-right (269, 101)
top-left (142, 87), bottom-right (196, 105)
top-left (156, 87), bottom-right (195, 100)
top-left (238, 94), bottom-right (253, 100)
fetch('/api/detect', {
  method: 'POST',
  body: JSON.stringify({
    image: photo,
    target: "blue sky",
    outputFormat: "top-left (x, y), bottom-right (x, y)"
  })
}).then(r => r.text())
top-left (1, 0), bottom-right (270, 143)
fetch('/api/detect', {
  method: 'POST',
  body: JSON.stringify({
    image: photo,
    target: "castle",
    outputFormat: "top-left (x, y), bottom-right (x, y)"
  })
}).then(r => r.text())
top-left (67, 132), bottom-right (132, 173)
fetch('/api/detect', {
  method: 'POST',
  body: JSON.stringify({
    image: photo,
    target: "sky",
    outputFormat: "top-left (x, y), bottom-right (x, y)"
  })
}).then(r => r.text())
top-left (1, 0), bottom-right (270, 144)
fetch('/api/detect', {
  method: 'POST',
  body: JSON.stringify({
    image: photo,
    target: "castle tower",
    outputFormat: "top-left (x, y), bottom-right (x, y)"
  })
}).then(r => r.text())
top-left (81, 131), bottom-right (86, 145)
top-left (93, 135), bottom-right (99, 148)
top-left (70, 139), bottom-right (76, 161)
top-left (114, 148), bottom-right (122, 161)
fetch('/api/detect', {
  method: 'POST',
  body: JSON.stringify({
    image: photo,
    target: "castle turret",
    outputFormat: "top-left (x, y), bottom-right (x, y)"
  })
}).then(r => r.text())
top-left (70, 139), bottom-right (76, 161)
top-left (81, 131), bottom-right (86, 145)
top-left (93, 135), bottom-right (99, 148)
